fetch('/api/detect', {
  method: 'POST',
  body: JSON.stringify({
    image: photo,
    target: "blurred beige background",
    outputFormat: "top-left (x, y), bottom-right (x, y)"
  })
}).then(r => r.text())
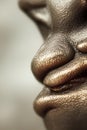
top-left (0, 0), bottom-right (45, 130)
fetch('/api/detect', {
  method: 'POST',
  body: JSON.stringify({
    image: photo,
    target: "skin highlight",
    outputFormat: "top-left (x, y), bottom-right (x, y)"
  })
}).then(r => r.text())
top-left (19, 0), bottom-right (87, 130)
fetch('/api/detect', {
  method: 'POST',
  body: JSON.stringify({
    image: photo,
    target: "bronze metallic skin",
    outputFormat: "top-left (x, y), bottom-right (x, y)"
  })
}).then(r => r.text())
top-left (19, 0), bottom-right (87, 130)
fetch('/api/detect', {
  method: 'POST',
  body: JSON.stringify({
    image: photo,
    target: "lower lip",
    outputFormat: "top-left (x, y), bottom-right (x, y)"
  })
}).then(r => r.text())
top-left (50, 73), bottom-right (87, 92)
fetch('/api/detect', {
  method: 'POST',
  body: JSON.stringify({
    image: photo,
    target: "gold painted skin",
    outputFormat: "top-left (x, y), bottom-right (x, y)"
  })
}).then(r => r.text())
top-left (19, 0), bottom-right (87, 130)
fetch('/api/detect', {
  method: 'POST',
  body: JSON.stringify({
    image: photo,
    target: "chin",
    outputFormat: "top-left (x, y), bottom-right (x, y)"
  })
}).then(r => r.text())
top-left (34, 82), bottom-right (87, 130)
top-left (44, 105), bottom-right (87, 130)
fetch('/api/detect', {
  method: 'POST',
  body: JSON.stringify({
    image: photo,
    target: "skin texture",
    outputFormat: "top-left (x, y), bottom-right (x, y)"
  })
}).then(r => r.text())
top-left (19, 0), bottom-right (87, 130)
